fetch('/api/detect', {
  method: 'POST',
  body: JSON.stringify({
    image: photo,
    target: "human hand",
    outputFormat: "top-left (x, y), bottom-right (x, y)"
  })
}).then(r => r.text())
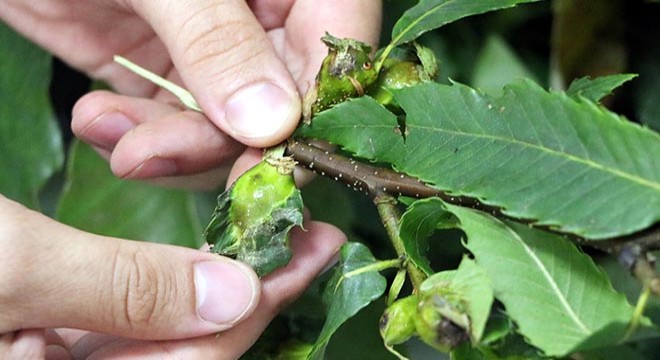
top-left (0, 194), bottom-right (346, 359)
top-left (0, 0), bottom-right (382, 189)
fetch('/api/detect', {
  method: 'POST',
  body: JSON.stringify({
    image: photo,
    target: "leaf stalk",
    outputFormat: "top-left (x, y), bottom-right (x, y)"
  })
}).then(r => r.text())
top-left (624, 285), bottom-right (651, 341)
top-left (374, 193), bottom-right (427, 291)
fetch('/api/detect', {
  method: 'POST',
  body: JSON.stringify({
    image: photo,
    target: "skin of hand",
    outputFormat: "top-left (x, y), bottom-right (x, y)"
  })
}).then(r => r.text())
top-left (0, 1), bottom-right (381, 358)
top-left (1, 0), bottom-right (382, 190)
top-left (0, 191), bottom-right (346, 359)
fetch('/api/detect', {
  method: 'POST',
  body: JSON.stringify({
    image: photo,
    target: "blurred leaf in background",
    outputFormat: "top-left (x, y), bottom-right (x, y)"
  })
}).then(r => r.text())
top-left (472, 34), bottom-right (537, 95)
top-left (0, 23), bottom-right (63, 209)
top-left (628, 0), bottom-right (660, 131)
top-left (56, 141), bottom-right (202, 247)
top-left (550, 0), bottom-right (626, 89)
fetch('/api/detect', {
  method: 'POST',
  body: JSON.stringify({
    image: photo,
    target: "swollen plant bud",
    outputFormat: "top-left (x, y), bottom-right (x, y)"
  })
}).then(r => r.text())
top-left (369, 43), bottom-right (438, 111)
top-left (204, 154), bottom-right (303, 277)
top-left (369, 59), bottom-right (425, 108)
top-left (380, 295), bottom-right (419, 345)
top-left (414, 292), bottom-right (470, 352)
top-left (303, 32), bottom-right (379, 122)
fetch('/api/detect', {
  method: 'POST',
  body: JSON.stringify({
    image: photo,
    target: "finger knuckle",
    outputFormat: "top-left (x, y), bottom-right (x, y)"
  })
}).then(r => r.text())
top-left (177, 6), bottom-right (264, 76)
top-left (110, 245), bottom-right (176, 330)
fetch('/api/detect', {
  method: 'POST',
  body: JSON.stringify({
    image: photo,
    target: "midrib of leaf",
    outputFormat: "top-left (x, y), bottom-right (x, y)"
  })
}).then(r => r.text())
top-left (380, 1), bottom-right (449, 64)
top-left (506, 224), bottom-right (590, 334)
top-left (414, 124), bottom-right (660, 191)
top-left (333, 259), bottom-right (401, 292)
top-left (393, 2), bottom-right (446, 44)
top-left (312, 118), bottom-right (659, 191)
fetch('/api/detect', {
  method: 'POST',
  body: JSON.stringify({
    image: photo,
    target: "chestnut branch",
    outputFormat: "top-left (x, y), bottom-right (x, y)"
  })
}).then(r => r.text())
top-left (286, 140), bottom-right (500, 211)
top-left (286, 139), bottom-right (660, 278)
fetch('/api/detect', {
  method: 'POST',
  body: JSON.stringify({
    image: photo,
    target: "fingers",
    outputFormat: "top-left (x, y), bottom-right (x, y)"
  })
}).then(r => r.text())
top-left (126, 0), bottom-right (302, 148)
top-left (0, 197), bottom-right (261, 339)
top-left (68, 221), bottom-right (346, 359)
top-left (173, 222), bottom-right (347, 359)
top-left (226, 148), bottom-right (265, 186)
top-left (72, 90), bottom-right (243, 189)
top-left (247, 0), bottom-right (295, 30)
top-left (0, 330), bottom-right (47, 360)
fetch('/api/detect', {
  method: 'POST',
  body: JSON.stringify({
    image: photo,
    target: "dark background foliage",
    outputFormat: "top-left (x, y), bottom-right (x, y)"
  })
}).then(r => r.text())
top-left (2, 0), bottom-right (658, 358)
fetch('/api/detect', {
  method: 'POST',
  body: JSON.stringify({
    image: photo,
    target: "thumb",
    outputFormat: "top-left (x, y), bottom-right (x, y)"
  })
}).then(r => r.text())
top-left (127, 0), bottom-right (301, 148)
top-left (0, 197), bottom-right (260, 339)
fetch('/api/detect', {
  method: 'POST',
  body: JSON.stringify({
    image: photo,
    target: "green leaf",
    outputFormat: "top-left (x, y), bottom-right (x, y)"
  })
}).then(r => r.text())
top-left (399, 197), bottom-right (458, 276)
top-left (325, 300), bottom-right (397, 360)
top-left (274, 341), bottom-right (313, 360)
top-left (300, 80), bottom-right (660, 239)
top-left (308, 242), bottom-right (387, 359)
top-left (419, 256), bottom-right (494, 343)
top-left (297, 96), bottom-right (399, 160)
top-left (448, 204), bottom-right (637, 356)
top-left (389, 0), bottom-right (542, 48)
top-left (567, 74), bottom-right (638, 103)
top-left (0, 23), bottom-right (63, 208)
top-left (56, 141), bottom-right (201, 247)
top-left (451, 344), bottom-right (489, 360)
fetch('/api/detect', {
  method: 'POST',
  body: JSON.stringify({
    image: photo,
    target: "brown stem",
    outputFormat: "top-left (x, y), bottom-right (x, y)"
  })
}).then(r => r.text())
top-left (287, 139), bottom-right (660, 292)
top-left (591, 226), bottom-right (660, 254)
top-left (374, 193), bottom-right (427, 290)
top-left (288, 140), bottom-right (490, 205)
top-left (286, 140), bottom-right (660, 252)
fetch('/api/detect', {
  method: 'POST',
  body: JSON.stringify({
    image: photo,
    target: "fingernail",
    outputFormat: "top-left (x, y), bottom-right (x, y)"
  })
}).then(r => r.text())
top-left (225, 82), bottom-right (297, 140)
top-left (123, 156), bottom-right (177, 179)
top-left (321, 253), bottom-right (341, 275)
top-left (194, 260), bottom-right (259, 325)
top-left (81, 112), bottom-right (135, 151)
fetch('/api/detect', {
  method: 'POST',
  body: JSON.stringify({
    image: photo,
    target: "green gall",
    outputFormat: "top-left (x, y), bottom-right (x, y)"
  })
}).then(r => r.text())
top-left (369, 59), bottom-right (425, 108)
top-left (380, 295), bottom-right (419, 345)
top-left (303, 32), bottom-right (379, 122)
top-left (414, 292), bottom-right (470, 352)
top-left (369, 43), bottom-right (438, 111)
top-left (417, 257), bottom-right (493, 344)
top-left (204, 156), bottom-right (303, 277)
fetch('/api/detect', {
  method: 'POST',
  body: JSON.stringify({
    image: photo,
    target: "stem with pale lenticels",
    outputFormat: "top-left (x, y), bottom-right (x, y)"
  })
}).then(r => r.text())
top-left (286, 139), bottom-right (660, 282)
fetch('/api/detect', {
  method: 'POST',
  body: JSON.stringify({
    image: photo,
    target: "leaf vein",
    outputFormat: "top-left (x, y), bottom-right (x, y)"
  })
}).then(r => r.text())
top-left (411, 125), bottom-right (660, 191)
top-left (507, 226), bottom-right (591, 334)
